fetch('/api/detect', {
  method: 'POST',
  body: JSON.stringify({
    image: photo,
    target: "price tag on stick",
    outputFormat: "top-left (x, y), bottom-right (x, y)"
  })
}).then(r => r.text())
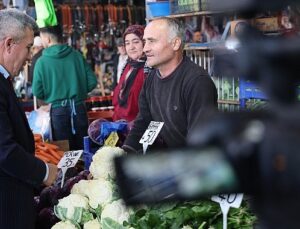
top-left (139, 121), bottom-right (164, 154)
top-left (211, 193), bottom-right (244, 229)
top-left (57, 150), bottom-right (83, 188)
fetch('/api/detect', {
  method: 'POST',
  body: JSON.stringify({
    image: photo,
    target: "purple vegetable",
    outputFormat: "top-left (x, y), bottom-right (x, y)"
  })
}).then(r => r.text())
top-left (36, 207), bottom-right (59, 229)
top-left (53, 167), bottom-right (79, 187)
top-left (39, 186), bottom-right (63, 208)
top-left (78, 169), bottom-right (90, 179)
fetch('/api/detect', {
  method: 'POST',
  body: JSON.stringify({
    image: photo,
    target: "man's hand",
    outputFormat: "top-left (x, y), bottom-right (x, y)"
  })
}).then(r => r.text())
top-left (39, 104), bottom-right (51, 112)
top-left (43, 163), bottom-right (58, 186)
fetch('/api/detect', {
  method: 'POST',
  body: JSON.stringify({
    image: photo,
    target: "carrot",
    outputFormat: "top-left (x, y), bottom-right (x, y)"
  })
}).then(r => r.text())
top-left (44, 142), bottom-right (59, 151)
top-left (37, 153), bottom-right (59, 165)
top-left (48, 148), bottom-right (62, 161)
top-left (34, 139), bottom-right (65, 165)
top-left (36, 144), bottom-right (48, 152)
top-left (35, 150), bottom-right (49, 158)
top-left (56, 150), bottom-right (64, 157)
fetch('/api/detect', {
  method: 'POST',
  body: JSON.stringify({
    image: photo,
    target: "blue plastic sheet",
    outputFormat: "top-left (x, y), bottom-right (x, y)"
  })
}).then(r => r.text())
top-left (96, 121), bottom-right (128, 145)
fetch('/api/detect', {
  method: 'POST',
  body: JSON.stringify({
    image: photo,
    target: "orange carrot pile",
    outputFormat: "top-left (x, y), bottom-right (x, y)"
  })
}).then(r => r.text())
top-left (34, 134), bottom-right (64, 165)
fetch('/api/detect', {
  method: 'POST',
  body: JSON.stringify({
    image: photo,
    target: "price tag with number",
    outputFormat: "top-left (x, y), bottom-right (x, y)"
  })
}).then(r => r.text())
top-left (104, 132), bottom-right (119, 147)
top-left (139, 121), bottom-right (164, 154)
top-left (211, 193), bottom-right (243, 229)
top-left (57, 150), bottom-right (83, 188)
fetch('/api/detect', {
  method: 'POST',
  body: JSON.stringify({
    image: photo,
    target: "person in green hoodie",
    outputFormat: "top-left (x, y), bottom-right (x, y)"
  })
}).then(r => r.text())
top-left (32, 25), bottom-right (97, 150)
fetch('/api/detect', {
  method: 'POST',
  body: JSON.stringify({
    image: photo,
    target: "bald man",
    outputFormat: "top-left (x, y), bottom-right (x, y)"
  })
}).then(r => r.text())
top-left (123, 17), bottom-right (218, 153)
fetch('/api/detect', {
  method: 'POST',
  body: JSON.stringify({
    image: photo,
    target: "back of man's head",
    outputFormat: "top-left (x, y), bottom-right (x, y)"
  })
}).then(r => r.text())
top-left (40, 25), bottom-right (63, 44)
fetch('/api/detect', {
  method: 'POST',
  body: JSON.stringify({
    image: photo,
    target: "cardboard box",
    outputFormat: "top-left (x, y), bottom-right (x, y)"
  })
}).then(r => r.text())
top-left (253, 17), bottom-right (279, 32)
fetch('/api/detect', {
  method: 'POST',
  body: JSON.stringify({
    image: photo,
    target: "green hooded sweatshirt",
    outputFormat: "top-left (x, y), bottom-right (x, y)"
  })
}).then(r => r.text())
top-left (32, 44), bottom-right (97, 106)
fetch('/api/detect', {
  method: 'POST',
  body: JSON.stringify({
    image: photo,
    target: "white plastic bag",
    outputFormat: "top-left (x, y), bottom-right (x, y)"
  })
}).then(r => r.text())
top-left (27, 105), bottom-right (51, 140)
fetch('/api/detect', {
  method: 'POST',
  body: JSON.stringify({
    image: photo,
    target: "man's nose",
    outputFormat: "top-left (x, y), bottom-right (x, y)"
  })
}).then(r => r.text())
top-left (143, 43), bottom-right (149, 53)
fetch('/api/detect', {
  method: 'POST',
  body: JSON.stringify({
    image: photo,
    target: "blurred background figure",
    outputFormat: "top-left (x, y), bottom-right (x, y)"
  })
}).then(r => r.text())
top-left (192, 30), bottom-right (205, 43)
top-left (32, 25), bottom-right (97, 150)
top-left (28, 36), bottom-right (44, 84)
top-left (13, 36), bottom-right (44, 99)
top-left (202, 16), bottom-right (221, 42)
top-left (111, 37), bottom-right (128, 90)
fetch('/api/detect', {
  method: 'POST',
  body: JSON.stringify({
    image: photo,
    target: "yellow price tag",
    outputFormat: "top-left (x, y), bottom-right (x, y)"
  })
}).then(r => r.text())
top-left (104, 132), bottom-right (119, 147)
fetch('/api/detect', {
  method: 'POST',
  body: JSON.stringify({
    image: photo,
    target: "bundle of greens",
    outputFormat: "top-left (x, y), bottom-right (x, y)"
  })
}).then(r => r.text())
top-left (125, 200), bottom-right (256, 229)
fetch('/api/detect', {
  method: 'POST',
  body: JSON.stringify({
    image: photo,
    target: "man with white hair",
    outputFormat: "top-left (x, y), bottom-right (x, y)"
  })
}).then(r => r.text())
top-left (0, 9), bottom-right (57, 228)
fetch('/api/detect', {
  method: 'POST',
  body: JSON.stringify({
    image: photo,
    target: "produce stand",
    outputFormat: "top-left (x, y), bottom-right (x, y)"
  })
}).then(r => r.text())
top-left (34, 146), bottom-right (257, 229)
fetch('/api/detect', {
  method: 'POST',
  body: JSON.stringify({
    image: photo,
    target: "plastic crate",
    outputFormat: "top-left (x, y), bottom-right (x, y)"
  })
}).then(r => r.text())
top-left (239, 80), bottom-right (266, 100)
top-left (239, 80), bottom-right (267, 108)
top-left (147, 1), bottom-right (170, 17)
top-left (170, 0), bottom-right (200, 14)
top-left (83, 136), bottom-right (99, 170)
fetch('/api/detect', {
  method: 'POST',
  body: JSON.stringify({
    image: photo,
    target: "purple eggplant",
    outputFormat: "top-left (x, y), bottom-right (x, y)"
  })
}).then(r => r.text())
top-left (39, 186), bottom-right (64, 208)
top-left (36, 207), bottom-right (59, 229)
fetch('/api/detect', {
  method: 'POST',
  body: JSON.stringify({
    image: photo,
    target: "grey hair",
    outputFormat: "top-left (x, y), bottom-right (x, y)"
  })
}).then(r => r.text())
top-left (154, 17), bottom-right (185, 49)
top-left (0, 9), bottom-right (38, 42)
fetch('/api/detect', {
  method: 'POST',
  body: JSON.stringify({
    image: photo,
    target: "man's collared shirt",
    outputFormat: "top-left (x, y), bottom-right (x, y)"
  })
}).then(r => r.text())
top-left (0, 65), bottom-right (9, 79)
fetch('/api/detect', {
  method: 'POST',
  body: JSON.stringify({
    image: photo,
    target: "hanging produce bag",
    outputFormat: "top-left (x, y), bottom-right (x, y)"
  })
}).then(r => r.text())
top-left (34, 0), bottom-right (57, 28)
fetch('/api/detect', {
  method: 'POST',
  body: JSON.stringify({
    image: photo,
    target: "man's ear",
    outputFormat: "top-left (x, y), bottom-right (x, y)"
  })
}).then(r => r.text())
top-left (172, 37), bottom-right (182, 51)
top-left (40, 33), bottom-right (50, 46)
top-left (4, 37), bottom-right (14, 53)
top-left (46, 35), bottom-right (51, 45)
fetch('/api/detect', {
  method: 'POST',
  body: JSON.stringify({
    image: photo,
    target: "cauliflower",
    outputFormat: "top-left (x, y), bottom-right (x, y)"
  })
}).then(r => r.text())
top-left (84, 179), bottom-right (114, 209)
top-left (51, 220), bottom-right (77, 229)
top-left (70, 177), bottom-right (115, 211)
top-left (71, 180), bottom-right (91, 196)
top-left (101, 199), bottom-right (131, 226)
top-left (54, 194), bottom-right (93, 224)
top-left (83, 219), bottom-right (101, 229)
top-left (89, 146), bottom-right (125, 180)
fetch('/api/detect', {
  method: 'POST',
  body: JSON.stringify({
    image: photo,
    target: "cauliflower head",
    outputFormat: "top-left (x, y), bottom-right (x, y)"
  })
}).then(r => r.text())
top-left (54, 194), bottom-right (93, 224)
top-left (71, 180), bottom-right (91, 196)
top-left (51, 220), bottom-right (77, 229)
top-left (101, 199), bottom-right (131, 225)
top-left (89, 146), bottom-right (125, 180)
top-left (85, 179), bottom-right (114, 209)
top-left (83, 219), bottom-right (101, 229)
